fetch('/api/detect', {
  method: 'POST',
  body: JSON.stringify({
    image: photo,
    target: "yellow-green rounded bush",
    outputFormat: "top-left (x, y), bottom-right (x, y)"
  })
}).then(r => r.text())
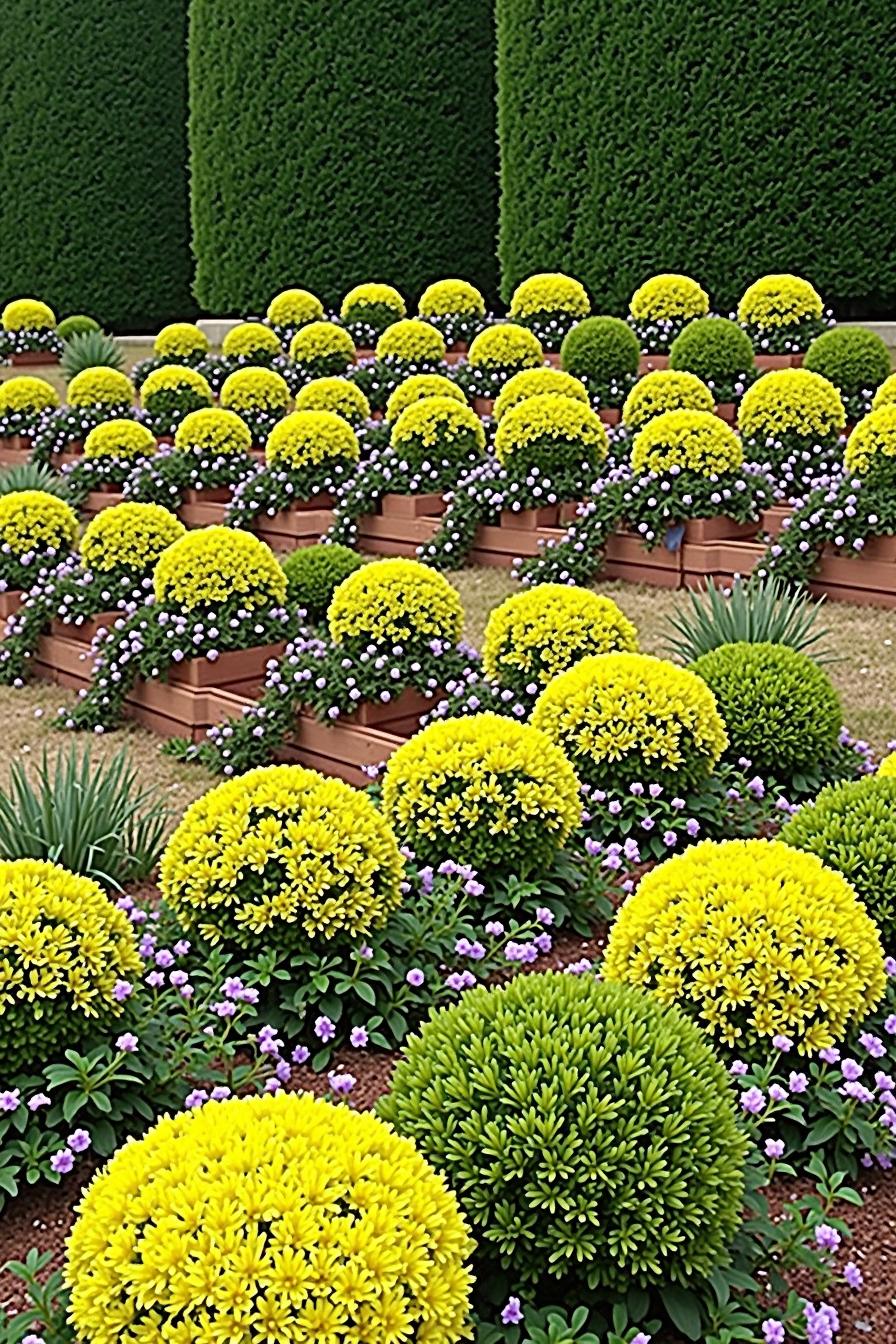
top-left (328, 557), bottom-right (463, 647)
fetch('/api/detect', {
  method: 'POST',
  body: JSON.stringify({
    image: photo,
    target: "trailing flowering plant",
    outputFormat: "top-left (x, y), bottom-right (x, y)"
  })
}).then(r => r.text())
top-left (418, 277), bottom-right (487, 346)
top-left (339, 280), bottom-right (406, 345)
top-left (125, 406), bottom-right (256, 509)
top-left (454, 322), bottom-right (545, 398)
top-left (0, 297), bottom-right (62, 359)
top-left (219, 364), bottom-right (291, 440)
top-left (509, 272), bottom-right (590, 350)
top-left (738, 273), bottom-right (830, 353)
top-left (30, 402), bottom-right (139, 467)
top-left (628, 273), bottom-right (709, 352)
top-left (0, 489), bottom-right (78, 591)
top-left (265, 285), bottom-right (324, 343)
top-left (491, 392), bottom-right (605, 494)
top-left (226, 408), bottom-right (360, 529)
top-left (0, 376), bottom-right (59, 439)
top-left (350, 318), bottom-right (448, 413)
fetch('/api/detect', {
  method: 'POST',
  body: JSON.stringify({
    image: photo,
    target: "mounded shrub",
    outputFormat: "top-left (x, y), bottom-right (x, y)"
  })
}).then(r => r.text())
top-left (67, 1092), bottom-right (473, 1344)
top-left (220, 367), bottom-right (291, 419)
top-left (493, 367), bottom-right (589, 420)
top-left (418, 278), bottom-right (486, 320)
top-left (630, 273), bottom-right (709, 325)
top-left (630, 408), bottom-right (743, 476)
top-left (737, 368), bottom-right (846, 442)
top-left (328, 557), bottom-right (463, 647)
top-left (2, 299), bottom-right (55, 332)
top-left (265, 287), bottom-right (324, 334)
top-left (384, 373), bottom-right (466, 423)
top-left (0, 376), bottom-right (60, 423)
top-left (67, 367), bottom-right (134, 410)
top-left (842, 404), bottom-right (896, 477)
top-left (79, 502), bottom-right (185, 574)
top-left (153, 526), bottom-right (286, 612)
top-left (560, 315), bottom-right (640, 380)
top-left (153, 322), bottom-right (209, 362)
top-left (669, 317), bottom-right (755, 385)
top-left (294, 376), bottom-right (371, 427)
top-left (467, 323), bottom-right (543, 373)
top-left (264, 410), bottom-right (359, 471)
top-left (879, 751), bottom-right (896, 777)
top-left (280, 542), bottom-right (365, 621)
top-left (622, 369), bottom-right (715, 431)
top-left (289, 321), bottom-right (356, 377)
top-left (379, 973), bottom-right (747, 1289)
top-left (738, 273), bottom-right (824, 347)
top-left (140, 365), bottom-right (213, 418)
top-left (340, 282), bottom-right (406, 337)
top-left (375, 317), bottom-right (446, 365)
top-left (493, 393), bottom-right (608, 475)
top-left (56, 315), bottom-right (100, 340)
top-left (390, 396), bottom-right (486, 472)
top-left (604, 838), bottom-right (886, 1053)
top-left (804, 326), bottom-right (891, 402)
top-left (382, 714), bottom-right (581, 873)
top-left (159, 764), bottom-right (404, 947)
top-left (221, 321), bottom-right (282, 363)
top-left (173, 407), bottom-right (253, 456)
top-left (872, 373), bottom-right (896, 411)
top-left (0, 490), bottom-right (79, 564)
top-left (83, 419), bottom-right (156, 461)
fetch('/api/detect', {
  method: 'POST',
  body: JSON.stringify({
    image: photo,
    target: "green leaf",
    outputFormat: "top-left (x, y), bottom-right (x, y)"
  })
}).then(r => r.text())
top-left (661, 1286), bottom-right (703, 1341)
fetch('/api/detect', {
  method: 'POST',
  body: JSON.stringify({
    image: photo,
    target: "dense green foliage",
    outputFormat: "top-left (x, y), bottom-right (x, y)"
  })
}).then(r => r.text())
top-left (280, 543), bottom-right (365, 622)
top-left (669, 317), bottom-right (755, 384)
top-left (189, 0), bottom-right (498, 311)
top-left (804, 326), bottom-right (892, 400)
top-left (560, 316), bottom-right (640, 379)
top-left (0, 0), bottom-right (194, 328)
top-left (496, 0), bottom-right (896, 314)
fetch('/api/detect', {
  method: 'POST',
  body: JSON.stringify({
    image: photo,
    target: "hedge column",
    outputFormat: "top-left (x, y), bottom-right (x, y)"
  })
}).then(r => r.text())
top-left (496, 0), bottom-right (896, 316)
top-left (0, 0), bottom-right (194, 329)
top-left (189, 0), bottom-right (499, 313)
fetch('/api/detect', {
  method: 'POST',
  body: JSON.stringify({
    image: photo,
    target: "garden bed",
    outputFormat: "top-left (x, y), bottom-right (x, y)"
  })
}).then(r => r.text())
top-left (254, 496), bottom-right (336, 552)
top-left (357, 493), bottom-right (447, 557)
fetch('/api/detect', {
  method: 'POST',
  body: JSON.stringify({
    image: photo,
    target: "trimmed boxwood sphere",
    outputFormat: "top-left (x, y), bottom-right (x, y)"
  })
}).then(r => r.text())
top-left (690, 641), bottom-right (842, 781)
top-left (669, 316), bottom-right (755, 384)
top-left (782, 775), bottom-right (896, 949)
top-left (560, 316), bottom-right (640, 380)
top-left (379, 973), bottom-right (747, 1292)
top-left (280, 542), bottom-right (364, 622)
top-left (804, 326), bottom-right (892, 401)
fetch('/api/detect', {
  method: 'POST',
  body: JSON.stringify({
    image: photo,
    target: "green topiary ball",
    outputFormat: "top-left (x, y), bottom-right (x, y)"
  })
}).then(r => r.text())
top-left (669, 317), bottom-right (755, 386)
top-left (690, 641), bottom-right (842, 782)
top-left (804, 326), bottom-right (892, 402)
top-left (280, 543), bottom-right (365, 622)
top-left (379, 973), bottom-right (747, 1291)
top-left (56, 314), bottom-right (100, 340)
top-left (781, 775), bottom-right (896, 950)
top-left (560, 316), bottom-right (640, 380)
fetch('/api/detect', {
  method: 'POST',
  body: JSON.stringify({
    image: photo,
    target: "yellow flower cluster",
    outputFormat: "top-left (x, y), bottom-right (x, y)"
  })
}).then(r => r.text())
top-left (67, 1091), bottom-right (474, 1344)
top-left (153, 526), bottom-right (286, 612)
top-left (289, 320), bottom-right (355, 366)
top-left (383, 714), bottom-right (581, 871)
top-left (2, 298), bottom-right (55, 331)
top-left (141, 364), bottom-right (213, 408)
top-left (391, 396), bottom-right (485, 456)
top-left (153, 322), bottom-right (209, 360)
top-left (622, 369), bottom-right (715, 432)
top-left (418, 278), bottom-right (486, 319)
top-left (0, 489), bottom-right (78, 558)
top-left (843, 404), bottom-right (896, 476)
top-left (266, 288), bottom-right (324, 328)
top-left (221, 322), bottom-right (282, 360)
top-left (376, 319), bottom-right (446, 364)
top-left (294, 377), bottom-right (371, 427)
top-left (467, 323), bottom-right (543, 371)
top-left (174, 407), bottom-right (253, 457)
top-left (872, 373), bottom-right (896, 411)
top-left (160, 765), bottom-right (404, 945)
top-left (84, 418), bottom-right (156, 461)
top-left (603, 838), bottom-right (886, 1053)
top-left (0, 375), bottom-right (59, 419)
top-left (340, 282), bottom-right (406, 321)
top-left (510, 272), bottom-right (590, 320)
top-left (329, 558), bottom-right (463, 647)
top-left (494, 392), bottom-right (608, 467)
top-left (531, 652), bottom-right (728, 789)
top-left (68, 367), bottom-right (134, 409)
top-left (737, 368), bottom-right (846, 440)
top-left (385, 374), bottom-right (465, 423)
top-left (878, 751), bottom-right (896, 778)
top-left (483, 585), bottom-right (638, 692)
top-left (629, 274), bottom-right (709, 323)
top-left (80, 503), bottom-right (185, 575)
top-left (265, 410), bottom-right (359, 471)
top-left (737, 274), bottom-right (823, 328)
top-left (631, 408), bottom-right (743, 476)
top-left (221, 367), bottom-right (291, 415)
top-left (0, 858), bottom-right (141, 1073)
top-left (493, 368), bottom-right (589, 421)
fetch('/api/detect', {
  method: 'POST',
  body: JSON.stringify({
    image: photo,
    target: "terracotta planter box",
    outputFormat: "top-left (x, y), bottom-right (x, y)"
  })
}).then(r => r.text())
top-left (754, 354), bottom-right (791, 370)
top-left (83, 488), bottom-right (125, 519)
top-left (681, 539), bottom-right (765, 589)
top-left (0, 590), bottom-right (23, 619)
top-left (809, 535), bottom-right (896, 609)
top-left (638, 354), bottom-right (670, 374)
top-left (0, 435), bottom-right (31, 466)
top-left (790, 353), bottom-right (804, 367)
top-left (543, 353), bottom-right (561, 368)
top-left (444, 349), bottom-right (466, 367)
top-left (349, 685), bottom-right (438, 735)
top-left (49, 611), bottom-right (119, 644)
top-left (11, 352), bottom-right (59, 366)
top-left (499, 504), bottom-right (567, 531)
top-left (255, 504), bottom-right (334, 553)
top-left (55, 445), bottom-right (84, 468)
top-left (472, 397), bottom-right (494, 418)
top-left (683, 517), bottom-right (759, 545)
top-left (179, 485), bottom-right (234, 530)
top-left (714, 403), bottom-right (736, 424)
top-left (356, 496), bottom-right (444, 558)
top-left (468, 520), bottom-right (567, 568)
top-left (599, 408), bottom-right (621, 426)
top-left (603, 530), bottom-right (682, 588)
top-left (354, 348), bottom-right (375, 363)
top-left (378, 492), bottom-right (446, 519)
top-left (760, 505), bottom-right (793, 538)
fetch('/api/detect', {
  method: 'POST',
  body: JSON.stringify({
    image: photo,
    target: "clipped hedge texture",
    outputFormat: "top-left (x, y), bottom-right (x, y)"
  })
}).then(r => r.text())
top-left (189, 0), bottom-right (498, 312)
top-left (0, 0), bottom-right (194, 329)
top-left (496, 0), bottom-right (896, 316)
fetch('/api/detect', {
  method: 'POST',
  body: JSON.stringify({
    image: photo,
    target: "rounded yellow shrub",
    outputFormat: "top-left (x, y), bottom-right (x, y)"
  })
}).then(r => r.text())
top-left (494, 392), bottom-right (608, 470)
top-left (2, 298), bottom-right (56, 331)
top-left (385, 373), bottom-right (465, 423)
top-left (140, 364), bottom-right (213, 410)
top-left (67, 367), bottom-right (134, 409)
top-left (631, 408), bottom-right (743, 476)
top-left (294, 376), bottom-right (371, 426)
top-left (328, 557), bottom-right (463, 647)
top-left (84, 418), bottom-right (156, 461)
top-left (383, 714), bottom-right (581, 874)
top-left (418, 278), bottom-right (486, 318)
top-left (153, 526), bottom-right (286, 612)
top-left (843, 404), bottom-right (896, 476)
top-left (603, 838), bottom-right (886, 1053)
top-left (265, 287), bottom-right (324, 329)
top-left (872, 372), bottom-right (896, 411)
top-left (80, 503), bottom-right (185, 574)
top-left (220, 366), bottom-right (290, 416)
top-left (289, 320), bottom-right (355, 367)
top-left (160, 764), bottom-right (404, 946)
top-left (878, 751), bottom-right (896, 778)
top-left (483, 584), bottom-right (638, 693)
top-left (467, 323), bottom-right (544, 371)
top-left (493, 367), bottom-right (589, 421)
top-left (264, 409), bottom-right (359, 470)
top-left (629, 274), bottom-right (709, 324)
top-left (173, 407), bottom-right (253, 456)
top-left (221, 321), bottom-right (282, 361)
top-left (737, 368), bottom-right (846, 441)
top-left (0, 489), bottom-right (78, 557)
top-left (0, 857), bottom-right (141, 1074)
top-left (531, 652), bottom-right (728, 790)
top-left (153, 322), bottom-right (209, 361)
top-left (340, 282), bottom-right (406, 322)
top-left (375, 318), bottom-right (446, 364)
top-left (738, 274), bottom-right (823, 329)
top-left (390, 395), bottom-right (485, 469)
top-left (66, 1092), bottom-right (473, 1344)
top-left (622, 368), bottom-right (715, 431)
top-left (0, 376), bottom-right (59, 419)
top-left (509, 272), bottom-right (590, 320)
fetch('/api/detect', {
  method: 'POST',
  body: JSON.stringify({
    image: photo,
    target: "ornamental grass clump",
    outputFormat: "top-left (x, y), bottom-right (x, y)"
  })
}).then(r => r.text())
top-left (279, 542), bottom-right (364, 621)
top-left (0, 857), bottom-right (141, 1073)
top-left (493, 367), bottom-right (589, 420)
top-left (668, 316), bottom-right (756, 403)
top-left (0, 298), bottom-right (62, 359)
top-left (509, 271), bottom-right (590, 350)
top-left (622, 368), bottom-right (715, 432)
top-left (126, 407), bottom-right (256, 510)
top-left (220, 366), bottom-right (291, 440)
top-left (227, 409), bottom-right (360, 528)
top-left (417, 277), bottom-right (486, 346)
top-left (139, 364), bottom-right (214, 435)
top-left (382, 714), bottom-right (581, 875)
top-left (804, 325), bottom-right (891, 419)
top-left (265, 286), bottom-right (324, 343)
top-left (738, 273), bottom-right (827, 353)
top-left (782, 775), bottom-right (896, 950)
top-left (340, 281), bottom-right (406, 344)
top-left (0, 376), bottom-right (59, 438)
top-left (380, 972), bottom-right (747, 1290)
top-left (160, 764), bottom-right (404, 948)
top-left (0, 490), bottom-right (78, 590)
top-left (559, 315), bottom-right (641, 404)
top-left (737, 367), bottom-right (846, 490)
top-left (628, 273), bottom-right (709, 352)
top-left (66, 1091), bottom-right (474, 1344)
top-left (603, 837), bottom-right (886, 1054)
top-left (288, 320), bottom-right (356, 383)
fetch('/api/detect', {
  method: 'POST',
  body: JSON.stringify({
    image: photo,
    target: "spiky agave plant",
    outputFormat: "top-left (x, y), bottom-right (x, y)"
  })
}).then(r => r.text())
top-left (664, 574), bottom-right (836, 665)
top-left (60, 329), bottom-right (126, 380)
top-left (0, 460), bottom-right (72, 500)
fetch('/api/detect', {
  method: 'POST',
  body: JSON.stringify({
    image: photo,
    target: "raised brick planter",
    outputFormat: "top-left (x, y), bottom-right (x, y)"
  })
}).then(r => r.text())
top-left (809, 535), bottom-right (896, 609)
top-left (0, 590), bottom-right (23, 620)
top-left (356, 493), bottom-right (447, 558)
top-left (681, 539), bottom-right (765, 589)
top-left (82, 487), bottom-right (125, 520)
top-left (0, 435), bottom-right (32, 466)
top-left (602, 530), bottom-right (682, 588)
top-left (11, 352), bottom-right (59, 367)
top-left (254, 495), bottom-right (335, 553)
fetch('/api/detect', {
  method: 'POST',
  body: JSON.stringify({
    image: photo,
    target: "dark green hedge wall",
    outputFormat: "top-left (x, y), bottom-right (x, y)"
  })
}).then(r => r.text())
top-left (189, 0), bottom-right (498, 313)
top-left (497, 0), bottom-right (896, 317)
top-left (0, 1), bottom-right (194, 330)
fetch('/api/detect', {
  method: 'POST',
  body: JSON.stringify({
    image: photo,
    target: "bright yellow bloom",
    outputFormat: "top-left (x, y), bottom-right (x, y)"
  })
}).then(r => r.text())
top-left (0, 489), bottom-right (78, 557)
top-left (493, 368), bottom-right (589, 421)
top-left (0, 376), bottom-right (59, 418)
top-left (83, 418), bottom-right (156, 461)
top-left (68, 367), bottom-right (134, 409)
top-left (494, 393), bottom-right (608, 468)
top-left (872, 372), bottom-right (896, 411)
top-left (622, 369), bottom-right (714, 432)
top-left (418, 279), bottom-right (485, 320)
top-left (221, 323), bottom-right (282, 360)
top-left (221, 368), bottom-right (290, 417)
top-left (483, 584), bottom-right (637, 691)
top-left (390, 397), bottom-right (485, 457)
top-left (266, 289), bottom-right (324, 329)
top-left (843, 404), bottom-right (896, 476)
top-left (631, 408), bottom-right (743, 476)
top-left (737, 368), bottom-right (845, 440)
top-left (294, 378), bottom-right (370, 427)
top-left (375, 320), bottom-right (446, 365)
top-left (340, 283), bottom-right (406, 322)
top-left (264, 410), bottom-right (359, 470)
top-left (153, 526), bottom-right (286, 612)
top-left (737, 274), bottom-right (823, 329)
top-left (2, 298), bottom-right (56, 331)
top-left (289, 321), bottom-right (355, 366)
top-left (141, 365), bottom-right (213, 410)
top-left (153, 323), bottom-right (209, 360)
top-left (328, 558), bottom-right (463, 647)
top-left (878, 751), bottom-right (896, 778)
top-left (80, 503), bottom-right (185, 574)
top-left (467, 324), bottom-right (543, 371)
top-left (509, 273), bottom-right (590, 320)
top-left (173, 408), bottom-right (253, 457)
top-left (384, 375), bottom-right (465, 423)
top-left (629, 274), bottom-right (709, 324)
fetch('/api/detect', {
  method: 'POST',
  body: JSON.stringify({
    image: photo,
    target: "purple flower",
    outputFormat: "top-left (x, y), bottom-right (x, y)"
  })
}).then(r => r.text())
top-left (841, 1058), bottom-right (863, 1082)
top-left (630, 1335), bottom-right (652, 1344)
top-left (406, 968), bottom-right (425, 987)
top-left (314, 1015), bottom-right (336, 1042)
top-left (741, 1086), bottom-right (765, 1114)
top-left (819, 1046), bottom-right (841, 1064)
top-left (788, 1071), bottom-right (809, 1094)
top-left (184, 1089), bottom-right (208, 1109)
top-left (112, 979), bottom-right (133, 1002)
top-left (500, 1297), bottom-right (524, 1326)
top-left (115, 1032), bottom-right (138, 1053)
top-left (485, 920), bottom-right (504, 936)
top-left (291, 1045), bottom-right (310, 1065)
top-left (0, 1089), bottom-right (21, 1113)
top-left (27, 1093), bottom-right (51, 1111)
top-left (729, 1060), bottom-right (749, 1076)
top-left (359, 943), bottom-right (374, 960)
top-left (844, 1261), bottom-right (863, 1290)
top-left (328, 1071), bottom-right (356, 1096)
top-left (764, 1138), bottom-right (784, 1160)
top-left (50, 1148), bottom-right (74, 1174)
top-left (762, 1323), bottom-right (785, 1344)
top-left (814, 1223), bottom-right (841, 1252)
top-left (349, 1026), bottom-right (369, 1048)
top-left (772, 1034), bottom-right (792, 1052)
top-left (859, 1032), bottom-right (885, 1059)
top-left (535, 906), bottom-right (554, 925)
top-left (768, 1083), bottom-right (788, 1102)
top-left (67, 1129), bottom-right (91, 1154)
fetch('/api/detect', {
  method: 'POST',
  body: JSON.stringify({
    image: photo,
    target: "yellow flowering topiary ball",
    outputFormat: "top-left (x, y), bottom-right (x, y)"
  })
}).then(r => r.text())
top-left (265, 287), bottom-right (324, 330)
top-left (878, 751), bottom-right (896, 778)
top-left (159, 764), bottom-right (404, 946)
top-left (140, 364), bottom-right (214, 414)
top-left (2, 298), bottom-right (56, 331)
top-left (630, 408), bottom-right (743, 476)
top-left (493, 393), bottom-right (608, 471)
top-left (79, 503), bottom-right (185, 575)
top-left (737, 368), bottom-right (846, 442)
top-left (390, 395), bottom-right (485, 471)
top-left (264, 410), bottom-right (359, 471)
top-left (384, 373), bottom-right (465, 423)
top-left (843, 404), bottom-right (896, 477)
top-left (383, 713), bottom-right (581, 874)
top-left (83, 418), bottom-right (156, 460)
top-left (622, 369), bottom-right (715, 432)
top-left (493, 367), bottom-right (589, 421)
top-left (328, 557), bottom-right (463, 648)
top-left (173, 407), bottom-right (253, 456)
top-left (67, 367), bottom-right (134, 409)
top-left (340, 282), bottom-right (406, 323)
top-left (418, 278), bottom-right (486, 319)
top-left (531, 651), bottom-right (728, 791)
top-left (0, 376), bottom-right (59, 419)
top-left (737, 274), bottom-right (823, 329)
top-left (467, 323), bottom-right (544, 372)
top-left (483, 584), bottom-right (638, 694)
top-left (509, 272), bottom-right (590, 320)
top-left (0, 857), bottom-right (141, 1074)
top-left (872, 372), bottom-right (896, 411)
top-left (66, 1091), bottom-right (474, 1344)
top-left (375, 318), bottom-right (446, 365)
top-left (221, 321), bottom-right (282, 361)
top-left (0, 489), bottom-right (78, 558)
top-left (289, 320), bottom-right (355, 371)
top-left (294, 376), bottom-right (371, 426)
top-left (153, 322), bottom-right (209, 361)
top-left (603, 838), bottom-right (886, 1054)
top-left (629, 274), bottom-right (709, 324)
top-left (153, 526), bottom-right (286, 612)
top-left (221, 366), bottom-right (290, 417)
